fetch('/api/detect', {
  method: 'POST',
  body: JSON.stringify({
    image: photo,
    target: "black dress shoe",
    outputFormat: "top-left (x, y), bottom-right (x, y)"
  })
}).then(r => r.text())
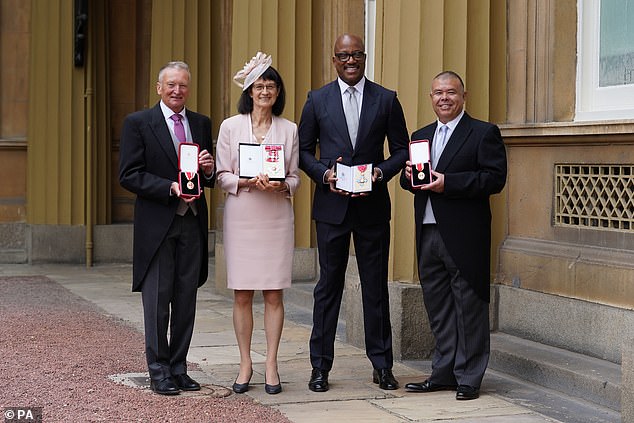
top-left (372, 369), bottom-right (399, 390)
top-left (404, 379), bottom-right (457, 393)
top-left (150, 377), bottom-right (180, 395)
top-left (456, 385), bottom-right (480, 400)
top-left (232, 369), bottom-right (253, 394)
top-left (308, 368), bottom-right (329, 392)
top-left (265, 371), bottom-right (282, 395)
top-left (173, 373), bottom-right (201, 391)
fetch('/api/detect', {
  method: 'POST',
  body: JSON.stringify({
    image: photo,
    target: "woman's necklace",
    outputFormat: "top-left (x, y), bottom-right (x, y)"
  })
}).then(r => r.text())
top-left (251, 115), bottom-right (271, 143)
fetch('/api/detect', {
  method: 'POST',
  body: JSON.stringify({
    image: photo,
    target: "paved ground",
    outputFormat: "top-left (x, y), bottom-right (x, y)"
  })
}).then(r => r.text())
top-left (0, 272), bottom-right (290, 423)
top-left (0, 262), bottom-right (609, 422)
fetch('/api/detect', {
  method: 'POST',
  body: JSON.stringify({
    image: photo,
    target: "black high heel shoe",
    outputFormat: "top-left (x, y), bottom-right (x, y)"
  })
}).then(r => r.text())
top-left (232, 369), bottom-right (253, 394)
top-left (264, 371), bottom-right (282, 395)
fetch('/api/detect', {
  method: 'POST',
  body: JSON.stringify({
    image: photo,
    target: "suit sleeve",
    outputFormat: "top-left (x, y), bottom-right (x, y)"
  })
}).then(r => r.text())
top-left (298, 91), bottom-right (329, 187)
top-left (200, 115), bottom-right (215, 188)
top-left (285, 123), bottom-right (301, 195)
top-left (376, 93), bottom-right (409, 182)
top-left (399, 164), bottom-right (415, 193)
top-left (118, 114), bottom-right (173, 204)
top-left (215, 118), bottom-right (241, 196)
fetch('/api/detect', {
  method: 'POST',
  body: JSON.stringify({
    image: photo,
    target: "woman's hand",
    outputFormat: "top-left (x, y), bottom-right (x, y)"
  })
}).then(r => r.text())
top-left (255, 174), bottom-right (289, 193)
top-left (238, 177), bottom-right (258, 189)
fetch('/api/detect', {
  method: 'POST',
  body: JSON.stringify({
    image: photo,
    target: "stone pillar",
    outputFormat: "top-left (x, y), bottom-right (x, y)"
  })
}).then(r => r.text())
top-left (388, 281), bottom-right (434, 360)
top-left (343, 256), bottom-right (434, 360)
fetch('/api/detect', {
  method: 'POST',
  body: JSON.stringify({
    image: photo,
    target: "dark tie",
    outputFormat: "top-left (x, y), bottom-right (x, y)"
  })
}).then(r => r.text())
top-left (170, 113), bottom-right (186, 143)
top-left (343, 86), bottom-right (359, 147)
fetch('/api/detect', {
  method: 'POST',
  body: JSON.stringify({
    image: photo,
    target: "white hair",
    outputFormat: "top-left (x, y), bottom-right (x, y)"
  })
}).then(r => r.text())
top-left (157, 61), bottom-right (191, 83)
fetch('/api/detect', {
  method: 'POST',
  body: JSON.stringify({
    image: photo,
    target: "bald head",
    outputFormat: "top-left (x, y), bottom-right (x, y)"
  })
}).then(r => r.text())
top-left (334, 33), bottom-right (365, 54)
top-left (332, 33), bottom-right (366, 86)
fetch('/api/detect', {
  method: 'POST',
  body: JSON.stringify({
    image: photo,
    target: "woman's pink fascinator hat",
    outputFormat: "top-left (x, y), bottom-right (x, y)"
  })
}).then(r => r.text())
top-left (233, 52), bottom-right (273, 91)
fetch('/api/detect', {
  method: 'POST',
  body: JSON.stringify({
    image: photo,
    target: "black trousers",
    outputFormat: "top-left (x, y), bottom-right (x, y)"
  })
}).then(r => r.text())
top-left (418, 224), bottom-right (490, 388)
top-left (141, 211), bottom-right (201, 381)
top-left (310, 207), bottom-right (393, 371)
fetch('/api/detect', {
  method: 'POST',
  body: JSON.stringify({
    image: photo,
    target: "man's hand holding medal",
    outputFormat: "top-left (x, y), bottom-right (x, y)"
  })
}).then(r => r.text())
top-left (406, 139), bottom-right (444, 193)
top-left (404, 160), bottom-right (444, 193)
top-left (327, 156), bottom-right (375, 197)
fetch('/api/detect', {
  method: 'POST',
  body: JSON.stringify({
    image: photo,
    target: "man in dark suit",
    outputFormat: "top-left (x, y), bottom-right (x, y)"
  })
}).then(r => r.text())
top-left (119, 61), bottom-right (215, 395)
top-left (299, 33), bottom-right (409, 392)
top-left (400, 71), bottom-right (507, 400)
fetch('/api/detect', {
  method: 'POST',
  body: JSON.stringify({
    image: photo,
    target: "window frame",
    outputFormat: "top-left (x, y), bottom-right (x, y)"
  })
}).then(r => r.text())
top-left (576, 0), bottom-right (634, 121)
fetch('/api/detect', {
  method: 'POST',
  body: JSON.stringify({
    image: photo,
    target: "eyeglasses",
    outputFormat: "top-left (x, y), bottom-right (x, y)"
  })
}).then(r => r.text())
top-left (334, 51), bottom-right (366, 62)
top-left (252, 83), bottom-right (278, 92)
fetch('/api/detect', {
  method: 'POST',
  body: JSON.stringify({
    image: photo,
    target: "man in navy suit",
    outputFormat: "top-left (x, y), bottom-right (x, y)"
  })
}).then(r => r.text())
top-left (299, 34), bottom-right (409, 392)
top-left (400, 71), bottom-right (507, 400)
top-left (119, 61), bottom-right (215, 395)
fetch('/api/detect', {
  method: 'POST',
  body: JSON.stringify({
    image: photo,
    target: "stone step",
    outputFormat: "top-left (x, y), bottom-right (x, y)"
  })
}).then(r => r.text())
top-left (284, 281), bottom-right (347, 341)
top-left (0, 223), bottom-right (27, 264)
top-left (490, 332), bottom-right (621, 412)
top-left (285, 281), bottom-right (315, 311)
top-left (484, 368), bottom-right (620, 423)
top-left (0, 248), bottom-right (28, 263)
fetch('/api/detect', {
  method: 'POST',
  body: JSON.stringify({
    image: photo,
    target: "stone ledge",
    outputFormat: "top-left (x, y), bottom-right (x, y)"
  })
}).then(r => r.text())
top-left (622, 326), bottom-right (634, 421)
top-left (496, 284), bottom-right (633, 364)
top-left (490, 332), bottom-right (621, 411)
top-left (343, 255), bottom-right (433, 361)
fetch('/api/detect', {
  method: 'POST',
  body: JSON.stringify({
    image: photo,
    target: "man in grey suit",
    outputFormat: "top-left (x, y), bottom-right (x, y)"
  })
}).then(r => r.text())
top-left (119, 61), bottom-right (215, 395)
top-left (299, 33), bottom-right (409, 392)
top-left (400, 71), bottom-right (507, 400)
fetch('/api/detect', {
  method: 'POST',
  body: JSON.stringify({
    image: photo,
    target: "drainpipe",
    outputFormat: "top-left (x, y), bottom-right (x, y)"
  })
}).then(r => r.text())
top-left (85, 82), bottom-right (94, 268)
top-left (75, 0), bottom-right (92, 266)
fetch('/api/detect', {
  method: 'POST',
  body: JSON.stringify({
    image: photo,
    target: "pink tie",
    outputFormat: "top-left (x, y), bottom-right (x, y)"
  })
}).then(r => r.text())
top-left (170, 113), bottom-right (186, 142)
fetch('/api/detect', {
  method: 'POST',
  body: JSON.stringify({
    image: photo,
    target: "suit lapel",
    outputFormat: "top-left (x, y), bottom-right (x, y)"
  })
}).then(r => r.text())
top-left (186, 111), bottom-right (202, 146)
top-left (436, 113), bottom-right (472, 172)
top-left (326, 79), bottom-right (380, 153)
top-left (325, 82), bottom-right (352, 148)
top-left (149, 103), bottom-right (179, 169)
top-left (418, 125), bottom-right (437, 144)
top-left (355, 81), bottom-right (378, 154)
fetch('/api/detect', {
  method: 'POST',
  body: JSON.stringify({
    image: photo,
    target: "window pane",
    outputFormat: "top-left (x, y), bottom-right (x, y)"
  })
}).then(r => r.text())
top-left (577, 0), bottom-right (634, 120)
top-left (0, 1), bottom-right (30, 140)
top-left (599, 0), bottom-right (634, 87)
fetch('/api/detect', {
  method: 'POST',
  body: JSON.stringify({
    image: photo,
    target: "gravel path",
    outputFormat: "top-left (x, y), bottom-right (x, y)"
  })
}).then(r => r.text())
top-left (0, 276), bottom-right (291, 423)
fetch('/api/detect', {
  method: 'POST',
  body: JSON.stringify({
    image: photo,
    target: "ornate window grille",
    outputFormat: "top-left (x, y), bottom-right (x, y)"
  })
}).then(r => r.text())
top-left (555, 164), bottom-right (634, 231)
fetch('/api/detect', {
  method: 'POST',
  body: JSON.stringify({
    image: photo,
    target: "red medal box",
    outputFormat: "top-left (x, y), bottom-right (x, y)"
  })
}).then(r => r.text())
top-left (409, 139), bottom-right (431, 187)
top-left (178, 142), bottom-right (200, 198)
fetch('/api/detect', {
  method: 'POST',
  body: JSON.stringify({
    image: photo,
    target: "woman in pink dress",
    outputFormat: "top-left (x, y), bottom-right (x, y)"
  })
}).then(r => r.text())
top-left (216, 53), bottom-right (300, 395)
